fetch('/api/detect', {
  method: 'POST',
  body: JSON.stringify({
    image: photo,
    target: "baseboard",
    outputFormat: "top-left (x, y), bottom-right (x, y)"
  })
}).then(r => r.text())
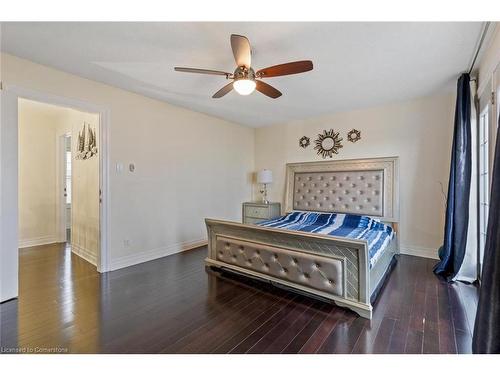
top-left (400, 245), bottom-right (439, 260)
top-left (19, 235), bottom-right (58, 248)
top-left (72, 243), bottom-right (97, 266)
top-left (0, 296), bottom-right (18, 304)
top-left (108, 238), bottom-right (208, 271)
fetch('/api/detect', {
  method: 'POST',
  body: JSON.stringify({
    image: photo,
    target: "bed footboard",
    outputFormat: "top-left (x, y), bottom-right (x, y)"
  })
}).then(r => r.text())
top-left (205, 219), bottom-right (372, 319)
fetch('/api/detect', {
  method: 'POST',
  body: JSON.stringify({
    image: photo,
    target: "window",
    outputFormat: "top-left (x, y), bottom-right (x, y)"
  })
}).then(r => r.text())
top-left (478, 106), bottom-right (489, 270)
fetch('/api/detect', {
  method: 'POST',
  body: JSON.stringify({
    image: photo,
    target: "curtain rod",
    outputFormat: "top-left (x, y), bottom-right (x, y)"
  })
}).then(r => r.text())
top-left (468, 22), bottom-right (491, 75)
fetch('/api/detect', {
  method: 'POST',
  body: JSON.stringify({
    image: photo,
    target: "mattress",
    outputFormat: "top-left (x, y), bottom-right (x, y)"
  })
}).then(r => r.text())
top-left (257, 211), bottom-right (395, 268)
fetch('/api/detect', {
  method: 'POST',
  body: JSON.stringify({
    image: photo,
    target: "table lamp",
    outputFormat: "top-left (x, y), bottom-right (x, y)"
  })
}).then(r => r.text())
top-left (257, 169), bottom-right (273, 204)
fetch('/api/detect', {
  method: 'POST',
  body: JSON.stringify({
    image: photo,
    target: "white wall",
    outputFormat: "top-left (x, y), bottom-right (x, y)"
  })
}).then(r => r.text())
top-left (69, 112), bottom-right (100, 265)
top-left (1, 52), bottom-right (255, 300)
top-left (1, 74), bottom-right (20, 301)
top-left (18, 99), bottom-right (60, 247)
top-left (478, 23), bottom-right (500, 167)
top-left (478, 23), bottom-right (500, 92)
top-left (254, 93), bottom-right (456, 258)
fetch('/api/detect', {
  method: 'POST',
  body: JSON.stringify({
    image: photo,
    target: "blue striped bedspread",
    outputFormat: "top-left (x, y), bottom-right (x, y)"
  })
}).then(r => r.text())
top-left (256, 211), bottom-right (395, 268)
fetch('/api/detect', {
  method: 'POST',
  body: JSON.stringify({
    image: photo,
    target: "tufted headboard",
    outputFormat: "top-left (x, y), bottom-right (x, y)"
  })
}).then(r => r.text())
top-left (284, 157), bottom-right (399, 222)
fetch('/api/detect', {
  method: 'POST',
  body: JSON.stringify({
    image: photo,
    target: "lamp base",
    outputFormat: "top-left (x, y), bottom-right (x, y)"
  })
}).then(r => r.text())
top-left (260, 183), bottom-right (269, 205)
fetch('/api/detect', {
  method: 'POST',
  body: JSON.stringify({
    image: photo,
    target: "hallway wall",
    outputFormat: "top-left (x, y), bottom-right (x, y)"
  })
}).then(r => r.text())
top-left (18, 99), bottom-right (61, 247)
top-left (59, 110), bottom-right (100, 265)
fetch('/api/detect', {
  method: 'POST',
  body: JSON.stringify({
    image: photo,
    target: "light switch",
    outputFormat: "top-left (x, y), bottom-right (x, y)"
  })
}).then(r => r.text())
top-left (116, 163), bottom-right (123, 173)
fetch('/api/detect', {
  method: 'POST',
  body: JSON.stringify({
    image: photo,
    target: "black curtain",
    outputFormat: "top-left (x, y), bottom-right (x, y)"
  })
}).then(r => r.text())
top-left (473, 108), bottom-right (500, 354)
top-left (434, 73), bottom-right (472, 280)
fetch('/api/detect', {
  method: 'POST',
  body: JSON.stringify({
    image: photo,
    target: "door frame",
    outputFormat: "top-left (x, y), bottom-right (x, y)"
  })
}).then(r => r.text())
top-left (475, 61), bottom-right (500, 282)
top-left (56, 132), bottom-right (72, 244)
top-left (2, 84), bottom-right (110, 280)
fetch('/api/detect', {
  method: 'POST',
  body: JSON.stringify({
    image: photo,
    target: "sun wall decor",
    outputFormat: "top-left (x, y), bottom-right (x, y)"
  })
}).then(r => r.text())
top-left (299, 136), bottom-right (310, 148)
top-left (314, 129), bottom-right (343, 158)
top-left (347, 129), bottom-right (361, 143)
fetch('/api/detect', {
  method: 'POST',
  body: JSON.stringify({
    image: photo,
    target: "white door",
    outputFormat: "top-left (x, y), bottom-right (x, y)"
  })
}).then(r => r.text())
top-left (478, 106), bottom-right (489, 277)
top-left (64, 135), bottom-right (72, 241)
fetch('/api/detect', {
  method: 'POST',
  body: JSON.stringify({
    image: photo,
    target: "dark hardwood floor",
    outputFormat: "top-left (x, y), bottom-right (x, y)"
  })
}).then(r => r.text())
top-left (0, 243), bottom-right (478, 354)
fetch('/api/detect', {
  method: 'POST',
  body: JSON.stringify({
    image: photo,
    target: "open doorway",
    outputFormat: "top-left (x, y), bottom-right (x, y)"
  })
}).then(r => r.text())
top-left (0, 86), bottom-right (109, 303)
top-left (18, 98), bottom-right (101, 269)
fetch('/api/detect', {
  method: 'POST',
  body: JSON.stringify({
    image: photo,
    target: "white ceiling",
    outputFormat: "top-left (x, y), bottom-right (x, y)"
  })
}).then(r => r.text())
top-left (1, 22), bottom-right (483, 127)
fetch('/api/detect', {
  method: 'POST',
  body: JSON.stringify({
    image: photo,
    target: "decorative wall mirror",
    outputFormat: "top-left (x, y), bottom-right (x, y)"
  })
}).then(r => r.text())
top-left (347, 129), bottom-right (361, 143)
top-left (299, 136), bottom-right (310, 148)
top-left (314, 129), bottom-right (343, 158)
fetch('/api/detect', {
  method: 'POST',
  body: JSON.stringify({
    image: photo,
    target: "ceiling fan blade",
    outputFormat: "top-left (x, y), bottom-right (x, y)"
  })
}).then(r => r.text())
top-left (212, 82), bottom-right (234, 98)
top-left (174, 67), bottom-right (230, 77)
top-left (256, 60), bottom-right (313, 78)
top-left (230, 34), bottom-right (251, 68)
top-left (255, 80), bottom-right (282, 99)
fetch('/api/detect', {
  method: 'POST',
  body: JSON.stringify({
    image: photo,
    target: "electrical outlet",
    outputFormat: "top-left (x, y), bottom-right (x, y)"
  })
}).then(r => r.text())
top-left (123, 239), bottom-right (130, 248)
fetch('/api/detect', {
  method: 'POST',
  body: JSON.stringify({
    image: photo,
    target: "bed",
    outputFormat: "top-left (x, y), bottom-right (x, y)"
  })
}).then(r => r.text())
top-left (205, 157), bottom-right (399, 319)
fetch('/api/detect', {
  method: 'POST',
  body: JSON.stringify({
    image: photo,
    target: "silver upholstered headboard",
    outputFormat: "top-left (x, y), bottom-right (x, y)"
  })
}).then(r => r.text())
top-left (284, 157), bottom-right (399, 222)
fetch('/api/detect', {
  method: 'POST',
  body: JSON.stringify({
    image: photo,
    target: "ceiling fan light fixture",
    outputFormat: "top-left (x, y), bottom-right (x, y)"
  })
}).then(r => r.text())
top-left (174, 34), bottom-right (313, 99)
top-left (233, 79), bottom-right (256, 95)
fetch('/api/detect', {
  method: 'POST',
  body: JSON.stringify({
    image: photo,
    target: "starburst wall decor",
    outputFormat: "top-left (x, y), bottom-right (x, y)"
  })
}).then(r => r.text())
top-left (299, 136), bottom-right (310, 148)
top-left (347, 129), bottom-right (361, 143)
top-left (314, 129), bottom-right (343, 159)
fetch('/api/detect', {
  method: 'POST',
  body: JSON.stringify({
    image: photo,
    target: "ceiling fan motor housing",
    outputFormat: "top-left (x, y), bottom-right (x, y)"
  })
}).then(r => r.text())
top-left (233, 66), bottom-right (255, 82)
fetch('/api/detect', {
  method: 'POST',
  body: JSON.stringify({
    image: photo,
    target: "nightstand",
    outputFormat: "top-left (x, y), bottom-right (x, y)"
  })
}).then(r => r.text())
top-left (242, 202), bottom-right (281, 224)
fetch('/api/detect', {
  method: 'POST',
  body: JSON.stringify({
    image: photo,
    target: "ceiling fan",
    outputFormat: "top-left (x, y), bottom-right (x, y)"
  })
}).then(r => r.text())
top-left (174, 34), bottom-right (313, 99)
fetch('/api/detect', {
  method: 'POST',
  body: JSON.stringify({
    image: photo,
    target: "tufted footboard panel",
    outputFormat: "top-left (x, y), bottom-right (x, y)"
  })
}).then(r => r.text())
top-left (215, 235), bottom-right (345, 297)
top-left (205, 219), bottom-right (373, 319)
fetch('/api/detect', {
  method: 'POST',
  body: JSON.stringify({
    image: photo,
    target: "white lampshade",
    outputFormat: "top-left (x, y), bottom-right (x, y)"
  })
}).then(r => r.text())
top-left (257, 169), bottom-right (273, 184)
